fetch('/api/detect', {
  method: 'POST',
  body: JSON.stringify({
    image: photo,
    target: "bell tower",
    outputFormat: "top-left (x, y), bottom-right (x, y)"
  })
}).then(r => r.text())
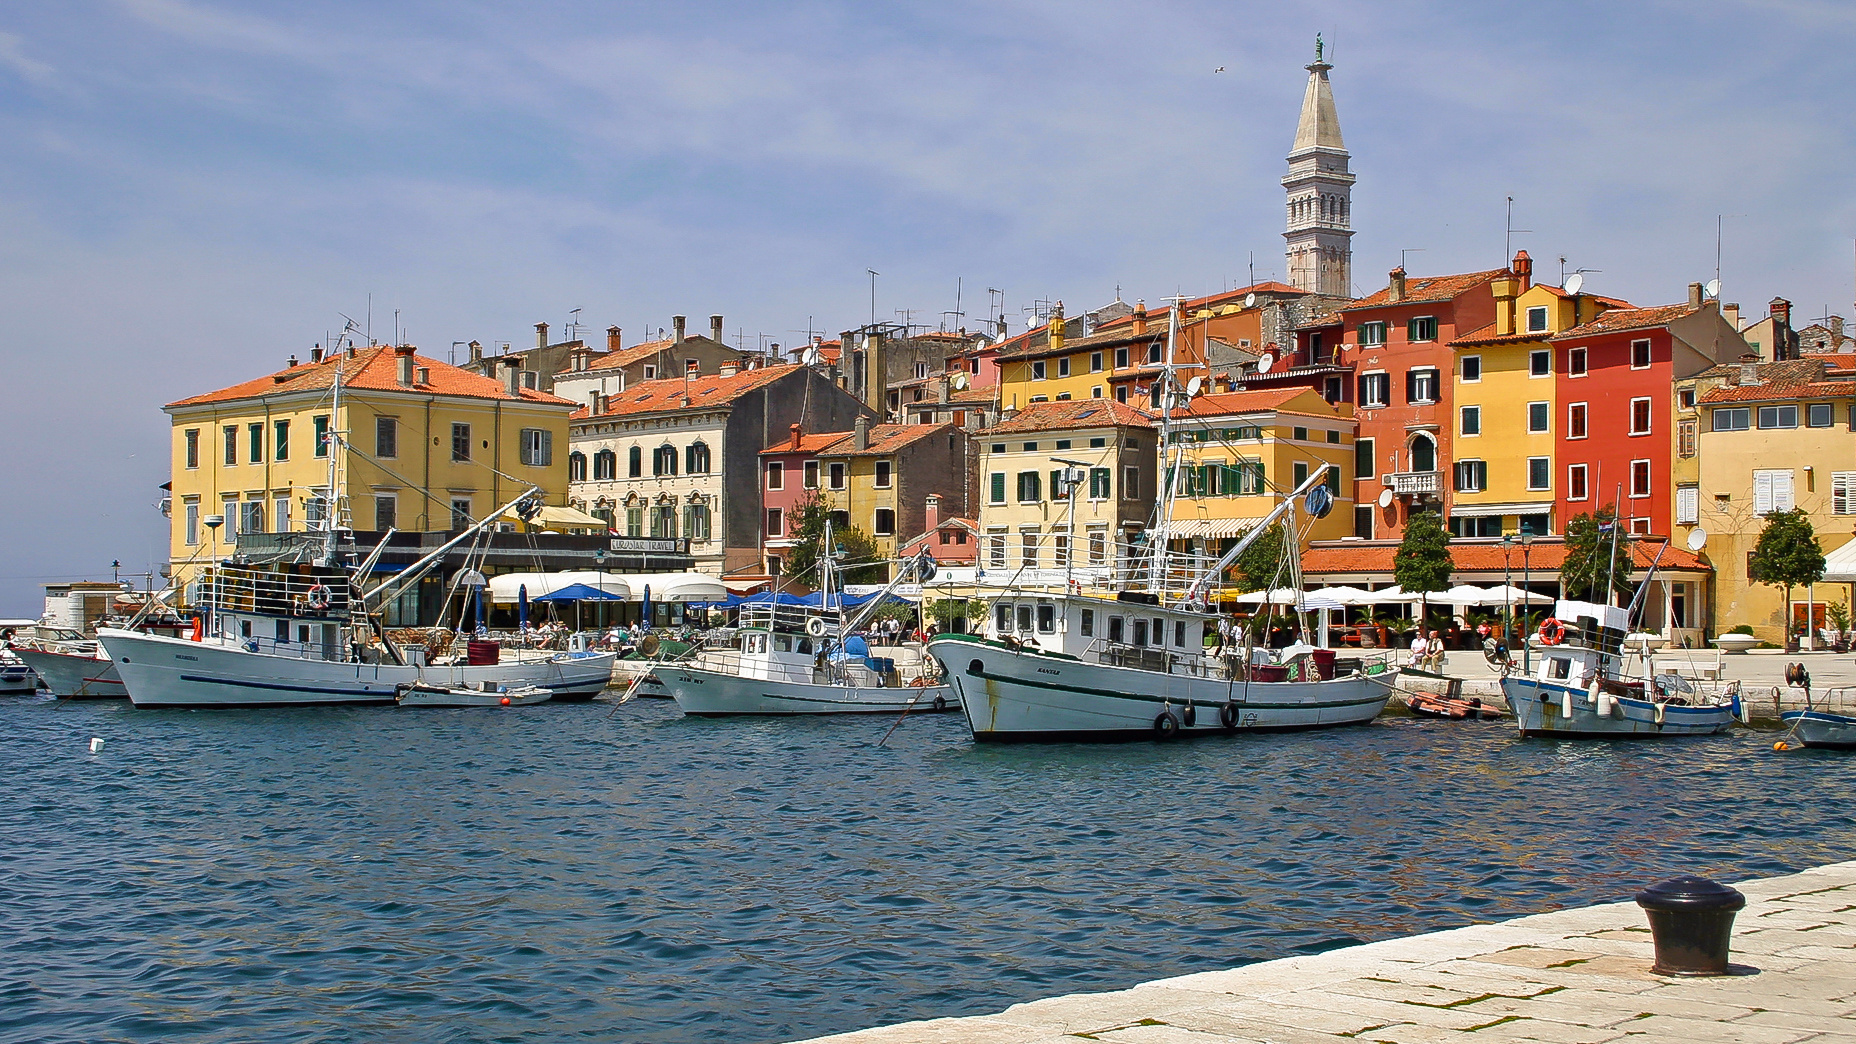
top-left (1282, 36), bottom-right (1355, 297)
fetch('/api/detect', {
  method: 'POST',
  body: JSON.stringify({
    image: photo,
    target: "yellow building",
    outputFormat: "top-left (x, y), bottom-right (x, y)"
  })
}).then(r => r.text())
top-left (1164, 388), bottom-right (1357, 553)
top-left (1686, 357), bottom-right (1856, 642)
top-left (1446, 270), bottom-right (1625, 537)
top-left (165, 344), bottom-right (577, 591)
top-left (809, 419), bottom-right (970, 570)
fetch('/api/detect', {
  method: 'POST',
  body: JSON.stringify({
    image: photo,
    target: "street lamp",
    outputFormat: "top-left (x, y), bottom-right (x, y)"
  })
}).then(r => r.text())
top-left (1501, 534), bottom-right (1514, 653)
top-left (1519, 531), bottom-right (1535, 672)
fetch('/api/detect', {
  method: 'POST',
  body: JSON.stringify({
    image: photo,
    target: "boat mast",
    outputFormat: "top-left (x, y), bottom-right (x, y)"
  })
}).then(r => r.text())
top-left (1146, 297), bottom-right (1184, 593)
top-left (320, 359), bottom-right (344, 569)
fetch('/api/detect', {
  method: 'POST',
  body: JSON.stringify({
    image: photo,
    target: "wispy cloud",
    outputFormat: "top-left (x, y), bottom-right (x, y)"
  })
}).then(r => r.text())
top-left (0, 30), bottom-right (54, 85)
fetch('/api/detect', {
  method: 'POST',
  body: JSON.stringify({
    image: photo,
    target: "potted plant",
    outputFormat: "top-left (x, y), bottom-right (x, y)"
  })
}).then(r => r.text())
top-left (1353, 610), bottom-right (1377, 648)
top-left (1713, 623), bottom-right (1759, 655)
top-left (1373, 614), bottom-right (1392, 648)
top-left (1827, 599), bottom-right (1851, 653)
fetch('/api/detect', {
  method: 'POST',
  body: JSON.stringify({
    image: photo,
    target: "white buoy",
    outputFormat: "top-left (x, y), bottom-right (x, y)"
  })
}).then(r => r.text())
top-left (89, 737), bottom-right (104, 754)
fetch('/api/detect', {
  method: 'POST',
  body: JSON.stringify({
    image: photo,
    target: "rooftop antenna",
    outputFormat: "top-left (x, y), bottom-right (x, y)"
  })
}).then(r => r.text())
top-left (988, 288), bottom-right (1004, 326)
top-left (450, 340), bottom-right (467, 365)
top-left (394, 308), bottom-right (401, 347)
top-left (866, 269), bottom-right (879, 325)
top-left (1248, 251), bottom-right (1255, 287)
top-left (366, 292), bottom-right (373, 344)
top-left (1504, 196), bottom-right (1533, 261)
top-left (567, 307), bottom-right (582, 341)
top-left (1399, 247), bottom-right (1425, 270)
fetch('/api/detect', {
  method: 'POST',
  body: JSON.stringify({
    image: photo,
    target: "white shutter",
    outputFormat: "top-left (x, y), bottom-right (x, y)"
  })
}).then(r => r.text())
top-left (1676, 486), bottom-right (1699, 525)
top-left (1833, 472), bottom-right (1856, 515)
top-left (1754, 471), bottom-right (1775, 515)
top-left (1773, 470), bottom-right (1795, 512)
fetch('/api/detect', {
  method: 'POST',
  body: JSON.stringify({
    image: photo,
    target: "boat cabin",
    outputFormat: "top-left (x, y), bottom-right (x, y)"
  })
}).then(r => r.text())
top-left (982, 590), bottom-right (1214, 666)
top-left (1529, 599), bottom-right (1632, 688)
top-left (198, 564), bottom-right (354, 662)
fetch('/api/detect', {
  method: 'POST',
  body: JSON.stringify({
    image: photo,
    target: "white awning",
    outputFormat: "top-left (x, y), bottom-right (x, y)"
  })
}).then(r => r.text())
top-left (527, 505), bottom-right (610, 530)
top-left (622, 572), bottom-right (728, 602)
top-left (1166, 518), bottom-right (1258, 540)
top-left (1448, 501), bottom-right (1555, 519)
top-left (1824, 537), bottom-right (1856, 583)
top-left (487, 571), bottom-right (632, 602)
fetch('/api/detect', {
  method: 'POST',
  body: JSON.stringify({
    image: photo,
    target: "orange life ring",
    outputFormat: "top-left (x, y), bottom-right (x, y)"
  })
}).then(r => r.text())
top-left (306, 583), bottom-right (332, 612)
top-left (1538, 618), bottom-right (1565, 645)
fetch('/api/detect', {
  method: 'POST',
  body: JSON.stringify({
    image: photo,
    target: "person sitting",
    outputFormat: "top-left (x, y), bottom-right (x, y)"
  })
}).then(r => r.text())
top-left (1409, 630), bottom-right (1430, 668)
top-left (1421, 629), bottom-right (1446, 670)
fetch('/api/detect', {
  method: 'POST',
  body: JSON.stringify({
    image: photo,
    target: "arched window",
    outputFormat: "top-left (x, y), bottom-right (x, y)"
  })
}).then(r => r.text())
top-left (593, 449), bottom-right (616, 480)
top-left (653, 445), bottom-right (678, 476)
top-left (686, 441), bottom-right (710, 475)
top-left (568, 451), bottom-right (587, 482)
top-left (627, 446), bottom-right (642, 477)
top-left (685, 503), bottom-right (710, 541)
top-left (1410, 433), bottom-right (1437, 473)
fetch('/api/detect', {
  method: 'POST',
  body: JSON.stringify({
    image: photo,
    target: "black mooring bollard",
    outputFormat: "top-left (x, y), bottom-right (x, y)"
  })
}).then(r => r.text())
top-left (1634, 876), bottom-right (1746, 976)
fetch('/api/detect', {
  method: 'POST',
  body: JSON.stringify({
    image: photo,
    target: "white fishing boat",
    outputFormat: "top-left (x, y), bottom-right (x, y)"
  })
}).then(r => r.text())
top-left (1501, 599), bottom-right (1741, 738)
top-left (1776, 668), bottom-right (1855, 750)
top-left (397, 681), bottom-right (553, 707)
top-left (0, 622), bottom-right (39, 694)
top-left (7, 626), bottom-right (126, 699)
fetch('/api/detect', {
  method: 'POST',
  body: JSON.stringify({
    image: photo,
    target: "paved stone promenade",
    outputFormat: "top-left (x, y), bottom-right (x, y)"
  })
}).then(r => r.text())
top-left (793, 860), bottom-right (1856, 1044)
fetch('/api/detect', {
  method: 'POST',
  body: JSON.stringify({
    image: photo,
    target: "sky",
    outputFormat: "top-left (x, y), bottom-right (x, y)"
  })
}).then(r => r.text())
top-left (2, 0), bottom-right (1854, 614)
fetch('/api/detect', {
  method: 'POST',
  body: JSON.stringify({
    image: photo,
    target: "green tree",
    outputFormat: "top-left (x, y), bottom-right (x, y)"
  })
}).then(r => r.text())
top-left (1560, 509), bottom-right (1632, 603)
top-left (1229, 522), bottom-right (1289, 593)
top-left (923, 597), bottom-right (984, 633)
top-left (1393, 509), bottom-right (1452, 625)
top-left (1749, 508), bottom-right (1826, 636)
top-left (783, 492), bottom-right (887, 585)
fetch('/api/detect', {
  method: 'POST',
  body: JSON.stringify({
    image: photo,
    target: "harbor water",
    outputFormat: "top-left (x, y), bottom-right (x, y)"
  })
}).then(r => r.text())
top-left (4, 694), bottom-right (1854, 1044)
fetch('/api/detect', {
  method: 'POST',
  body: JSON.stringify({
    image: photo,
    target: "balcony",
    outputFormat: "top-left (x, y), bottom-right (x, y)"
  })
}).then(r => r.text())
top-left (1386, 471), bottom-right (1442, 496)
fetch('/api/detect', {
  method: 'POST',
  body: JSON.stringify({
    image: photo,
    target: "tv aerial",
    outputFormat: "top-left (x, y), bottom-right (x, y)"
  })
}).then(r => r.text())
top-left (1564, 272), bottom-right (1584, 296)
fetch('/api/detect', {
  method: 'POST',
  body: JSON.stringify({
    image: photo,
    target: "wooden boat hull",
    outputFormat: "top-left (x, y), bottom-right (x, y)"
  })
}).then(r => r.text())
top-left (1404, 692), bottom-right (1503, 720)
top-left (1778, 710), bottom-right (1856, 749)
top-left (930, 634), bottom-right (1394, 743)
top-left (1502, 677), bottom-right (1738, 737)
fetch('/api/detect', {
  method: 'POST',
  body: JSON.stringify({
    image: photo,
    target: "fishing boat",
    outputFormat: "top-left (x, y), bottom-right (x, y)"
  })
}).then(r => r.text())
top-left (0, 626), bottom-right (39, 694)
top-left (1401, 669), bottom-right (1504, 720)
top-left (655, 540), bottom-right (956, 716)
top-left (7, 630), bottom-right (123, 699)
top-left (1776, 665), bottom-right (1855, 750)
top-left (397, 681), bottom-right (553, 707)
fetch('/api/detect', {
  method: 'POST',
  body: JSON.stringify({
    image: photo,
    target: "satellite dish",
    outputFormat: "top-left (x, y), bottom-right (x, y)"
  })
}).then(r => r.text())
top-left (950, 371), bottom-right (970, 391)
top-left (1256, 352), bottom-right (1274, 374)
top-left (1377, 488), bottom-right (1394, 509)
top-left (1564, 272), bottom-right (1584, 296)
top-left (1704, 278), bottom-right (1722, 299)
top-left (1687, 528), bottom-right (1708, 552)
top-left (1244, 292), bottom-right (1257, 308)
top-left (1185, 376), bottom-right (1203, 397)
top-left (801, 346), bottom-right (822, 366)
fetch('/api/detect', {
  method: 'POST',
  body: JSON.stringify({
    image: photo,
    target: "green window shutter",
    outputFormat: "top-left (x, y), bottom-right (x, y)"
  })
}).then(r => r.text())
top-left (990, 472), bottom-right (1005, 503)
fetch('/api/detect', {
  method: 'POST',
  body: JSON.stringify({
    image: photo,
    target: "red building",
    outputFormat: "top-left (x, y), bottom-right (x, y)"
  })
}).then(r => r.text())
top-left (1549, 289), bottom-right (1744, 536)
top-left (758, 424), bottom-right (850, 577)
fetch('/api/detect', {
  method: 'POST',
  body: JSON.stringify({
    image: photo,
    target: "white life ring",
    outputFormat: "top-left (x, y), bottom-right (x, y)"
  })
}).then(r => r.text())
top-left (806, 617), bottom-right (827, 637)
top-left (306, 583), bottom-right (332, 612)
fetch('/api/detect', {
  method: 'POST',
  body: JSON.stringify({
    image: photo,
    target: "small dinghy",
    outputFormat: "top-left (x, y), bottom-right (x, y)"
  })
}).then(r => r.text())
top-left (1402, 668), bottom-right (1504, 720)
top-left (396, 681), bottom-right (553, 707)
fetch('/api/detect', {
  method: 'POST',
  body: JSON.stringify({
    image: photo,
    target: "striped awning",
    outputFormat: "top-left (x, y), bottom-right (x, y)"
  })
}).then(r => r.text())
top-left (1165, 518), bottom-right (1258, 540)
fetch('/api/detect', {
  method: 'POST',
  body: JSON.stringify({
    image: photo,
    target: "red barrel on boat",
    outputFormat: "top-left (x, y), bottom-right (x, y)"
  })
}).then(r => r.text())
top-left (1311, 649), bottom-right (1337, 680)
top-left (465, 640), bottom-right (501, 665)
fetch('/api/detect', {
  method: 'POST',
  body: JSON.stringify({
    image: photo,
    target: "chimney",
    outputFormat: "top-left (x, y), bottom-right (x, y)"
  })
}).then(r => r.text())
top-left (1491, 270), bottom-right (1520, 336)
top-left (862, 329), bottom-right (885, 411)
top-left (673, 315), bottom-right (687, 342)
top-left (1769, 297), bottom-right (1791, 325)
top-left (468, 340), bottom-right (482, 363)
top-left (1132, 300), bottom-right (1148, 338)
top-left (1723, 303), bottom-right (1741, 330)
top-left (925, 493), bottom-right (942, 534)
top-left (789, 423), bottom-right (802, 450)
top-left (1688, 282), bottom-right (1705, 309)
top-left (1738, 353), bottom-right (1761, 385)
top-left (535, 322), bottom-right (549, 349)
top-left (1047, 302), bottom-right (1066, 353)
top-left (589, 390), bottom-right (601, 414)
top-left (853, 414), bottom-right (871, 451)
top-left (502, 357), bottom-right (521, 397)
top-left (1511, 249), bottom-right (1533, 292)
top-left (395, 344), bottom-right (416, 387)
top-left (416, 366), bottom-right (430, 385)
top-left (995, 315), bottom-right (1008, 339)
top-left (1831, 315), bottom-right (1845, 341)
top-left (938, 375), bottom-right (950, 403)
top-left (286, 354), bottom-right (299, 368)
top-left (1388, 267), bottom-right (1407, 303)
top-left (607, 326), bottom-right (622, 352)
top-left (710, 314), bottom-right (724, 343)
top-left (719, 360), bottom-right (739, 377)
top-left (310, 345), bottom-right (323, 364)
top-left (346, 343), bottom-right (357, 358)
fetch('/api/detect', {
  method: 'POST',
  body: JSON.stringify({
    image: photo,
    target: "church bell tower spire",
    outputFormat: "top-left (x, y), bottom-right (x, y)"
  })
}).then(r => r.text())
top-left (1283, 35), bottom-right (1355, 297)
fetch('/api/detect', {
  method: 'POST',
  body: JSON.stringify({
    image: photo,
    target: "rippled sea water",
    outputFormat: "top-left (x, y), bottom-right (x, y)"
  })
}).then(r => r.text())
top-left (4, 692), bottom-right (1853, 1044)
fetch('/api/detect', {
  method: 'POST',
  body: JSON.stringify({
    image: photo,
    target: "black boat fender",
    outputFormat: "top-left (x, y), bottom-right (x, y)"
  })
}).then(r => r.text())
top-left (1153, 709), bottom-right (1181, 739)
top-left (1220, 701), bottom-right (1239, 729)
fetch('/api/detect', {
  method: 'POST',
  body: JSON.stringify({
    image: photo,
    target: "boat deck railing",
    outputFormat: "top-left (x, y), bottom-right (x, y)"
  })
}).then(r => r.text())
top-left (200, 566), bottom-right (352, 621)
top-left (1080, 639), bottom-right (1394, 681)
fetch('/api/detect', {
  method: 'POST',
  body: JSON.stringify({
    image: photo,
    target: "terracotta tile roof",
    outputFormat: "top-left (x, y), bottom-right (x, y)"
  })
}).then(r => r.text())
top-left (1696, 358), bottom-right (1856, 403)
top-left (1552, 302), bottom-right (1703, 340)
top-left (905, 385), bottom-right (995, 407)
top-left (572, 364), bottom-right (800, 419)
top-left (1302, 538), bottom-right (1709, 576)
top-left (585, 338), bottom-right (677, 371)
top-left (1341, 269), bottom-right (1507, 312)
top-left (824, 422), bottom-right (957, 457)
top-left (1171, 388), bottom-right (1314, 418)
top-left (760, 432), bottom-right (851, 456)
top-left (1533, 286), bottom-right (1633, 307)
top-left (991, 399), bottom-right (1153, 434)
top-left (168, 345), bottom-right (573, 409)
top-left (1449, 323), bottom-right (1547, 347)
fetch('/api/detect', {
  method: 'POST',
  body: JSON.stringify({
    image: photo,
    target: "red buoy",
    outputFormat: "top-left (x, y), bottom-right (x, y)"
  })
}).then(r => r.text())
top-left (500, 696), bottom-right (511, 706)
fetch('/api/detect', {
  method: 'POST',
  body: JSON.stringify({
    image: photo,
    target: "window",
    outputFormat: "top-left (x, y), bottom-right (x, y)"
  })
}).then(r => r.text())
top-left (1123, 466), bottom-right (1140, 499)
top-left (223, 425), bottom-right (238, 466)
top-left (1293, 426), bottom-right (1309, 441)
top-left (803, 461), bottom-right (820, 489)
top-left (305, 491), bottom-right (328, 527)
top-left (989, 472), bottom-right (1006, 504)
top-left (375, 417), bottom-right (397, 458)
top-left (452, 423), bottom-right (471, 462)
top-left (625, 506), bottom-right (643, 536)
top-left (648, 444), bottom-right (675, 476)
top-left (272, 420), bottom-right (289, 462)
top-left (1630, 397), bottom-right (1652, 435)
top-left (1020, 528), bottom-right (1039, 569)
top-left (1832, 472), bottom-right (1856, 515)
top-left (1526, 306), bottom-right (1548, 333)
top-left (1676, 485), bottom-right (1699, 525)
top-left (1630, 460), bottom-right (1652, 498)
top-left (1631, 339), bottom-right (1652, 368)
top-left (1407, 317), bottom-right (1438, 342)
top-left (1080, 608), bottom-right (1094, 637)
top-left (1567, 347), bottom-right (1587, 377)
top-left (686, 442), bottom-right (710, 474)
top-left (1115, 346), bottom-right (1130, 369)
top-left (521, 429), bottom-right (554, 467)
top-left (1147, 341), bottom-right (1162, 364)
top-left (1057, 357), bottom-right (1071, 378)
top-left (374, 494), bottom-right (396, 530)
top-left (1406, 368), bottom-right (1438, 404)
top-left (685, 504), bottom-right (711, 541)
top-left (1088, 527), bottom-right (1107, 564)
top-left (1354, 505), bottom-right (1373, 538)
top-left (828, 462), bottom-right (847, 490)
top-left (1754, 470), bottom-right (1795, 514)
top-left (588, 449), bottom-right (612, 480)
top-left (239, 499), bottom-right (264, 534)
top-left (994, 602), bottom-right (1011, 633)
top-left (1092, 386), bottom-right (1103, 398)
top-left (652, 505), bottom-right (675, 537)
top-left (1359, 321), bottom-right (1387, 346)
top-left (1114, 386), bottom-right (1128, 403)
top-left (987, 529), bottom-right (1007, 568)
top-left (1055, 439), bottom-right (1071, 450)
top-left (1453, 459), bottom-right (1487, 492)
top-left (766, 462), bottom-right (784, 490)
top-left (1358, 372), bottom-right (1388, 408)
top-left (643, 364), bottom-right (656, 379)
top-left (1052, 527), bottom-right (1069, 567)
top-left (1450, 515), bottom-right (1501, 538)
top-left (1293, 461), bottom-right (1309, 488)
top-left (313, 415), bottom-right (330, 458)
top-left (1568, 403), bottom-right (1588, 439)
top-left (246, 422), bottom-right (263, 463)
top-left (1327, 429), bottom-right (1341, 444)
top-left (1529, 349), bottom-right (1551, 377)
top-left (1758, 404), bottom-right (1798, 429)
top-left (222, 495), bottom-right (238, 537)
top-left (1528, 402), bottom-right (1549, 434)
top-left (874, 460), bottom-right (892, 488)
top-left (273, 495), bottom-right (290, 533)
top-left (1808, 403), bottom-right (1834, 427)
top-left (1030, 360), bottom-right (1046, 381)
top-left (1678, 419), bottom-right (1697, 458)
top-left (1017, 471), bottom-right (1042, 502)
top-left (183, 500), bottom-right (200, 545)
top-left (627, 446), bottom-right (642, 477)
top-left (1460, 406), bottom-right (1481, 436)
top-left (1568, 463), bottom-right (1589, 501)
top-left (451, 498), bottom-right (472, 530)
top-left (1461, 355), bottom-right (1481, 382)
top-left (1712, 407), bottom-right (1749, 431)
top-left (873, 509), bottom-right (894, 536)
top-left (1527, 457), bottom-right (1550, 491)
top-left (1090, 352), bottom-right (1103, 372)
top-left (184, 429), bottom-right (199, 469)
top-left (1088, 467), bottom-right (1111, 500)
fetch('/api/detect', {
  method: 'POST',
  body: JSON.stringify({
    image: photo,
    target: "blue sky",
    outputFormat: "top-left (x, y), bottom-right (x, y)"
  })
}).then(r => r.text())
top-left (2, 0), bottom-right (1853, 613)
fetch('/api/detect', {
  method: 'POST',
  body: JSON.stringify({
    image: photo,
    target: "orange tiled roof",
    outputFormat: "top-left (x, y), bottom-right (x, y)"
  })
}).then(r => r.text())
top-left (823, 422), bottom-right (957, 457)
top-left (760, 432), bottom-right (850, 456)
top-left (573, 364), bottom-right (801, 419)
top-left (168, 345), bottom-right (573, 409)
top-left (1341, 269), bottom-right (1508, 312)
top-left (1171, 388), bottom-right (1314, 418)
top-left (1552, 302), bottom-right (1703, 340)
top-left (584, 338), bottom-right (678, 371)
top-left (1302, 538), bottom-right (1709, 576)
top-left (1449, 323), bottom-right (1547, 347)
top-left (991, 399), bottom-right (1153, 434)
top-left (1697, 358), bottom-right (1856, 404)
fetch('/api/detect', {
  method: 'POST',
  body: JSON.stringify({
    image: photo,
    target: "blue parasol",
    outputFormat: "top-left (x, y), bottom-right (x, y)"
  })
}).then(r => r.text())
top-left (641, 583), bottom-right (652, 628)
top-left (518, 583), bottom-right (529, 633)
